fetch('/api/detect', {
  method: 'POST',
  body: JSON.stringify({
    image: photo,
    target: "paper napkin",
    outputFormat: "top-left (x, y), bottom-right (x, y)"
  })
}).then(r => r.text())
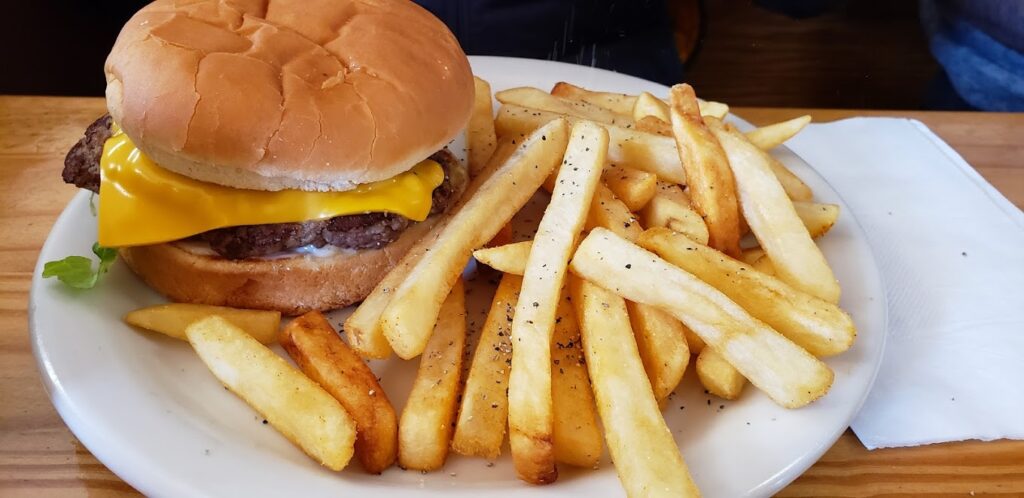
top-left (783, 117), bottom-right (1024, 449)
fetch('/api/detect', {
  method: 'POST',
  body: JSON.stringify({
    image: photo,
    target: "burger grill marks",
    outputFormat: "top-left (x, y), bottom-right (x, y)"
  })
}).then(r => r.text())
top-left (62, 115), bottom-right (461, 260)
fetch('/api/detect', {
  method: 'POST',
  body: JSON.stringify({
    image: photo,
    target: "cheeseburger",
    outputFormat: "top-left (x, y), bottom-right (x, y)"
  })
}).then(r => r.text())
top-left (61, 0), bottom-right (473, 314)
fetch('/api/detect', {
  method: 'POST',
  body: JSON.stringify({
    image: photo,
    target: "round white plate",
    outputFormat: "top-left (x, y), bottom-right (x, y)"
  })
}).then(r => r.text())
top-left (30, 56), bottom-right (886, 498)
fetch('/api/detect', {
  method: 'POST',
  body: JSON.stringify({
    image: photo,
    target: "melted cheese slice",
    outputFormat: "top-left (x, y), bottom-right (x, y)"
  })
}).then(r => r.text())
top-left (98, 130), bottom-right (444, 247)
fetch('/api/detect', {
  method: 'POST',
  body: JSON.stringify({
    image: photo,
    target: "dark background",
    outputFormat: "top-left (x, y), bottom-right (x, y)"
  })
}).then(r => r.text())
top-left (1, 0), bottom-right (938, 109)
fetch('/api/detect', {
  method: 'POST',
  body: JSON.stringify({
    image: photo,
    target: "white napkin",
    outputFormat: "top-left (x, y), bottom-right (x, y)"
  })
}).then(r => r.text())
top-left (782, 117), bottom-right (1024, 450)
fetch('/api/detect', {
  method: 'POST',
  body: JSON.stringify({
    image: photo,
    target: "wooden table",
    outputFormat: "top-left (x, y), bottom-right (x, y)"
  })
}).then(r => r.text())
top-left (2, 96), bottom-right (1022, 497)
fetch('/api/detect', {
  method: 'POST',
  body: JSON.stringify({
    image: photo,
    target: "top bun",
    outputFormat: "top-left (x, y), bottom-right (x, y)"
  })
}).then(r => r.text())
top-left (104, 0), bottom-right (473, 192)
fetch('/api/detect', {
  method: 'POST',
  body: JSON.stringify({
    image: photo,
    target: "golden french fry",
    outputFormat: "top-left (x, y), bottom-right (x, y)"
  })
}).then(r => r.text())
top-left (495, 104), bottom-right (687, 184)
top-left (509, 121), bottom-right (607, 485)
top-left (586, 183), bottom-right (643, 241)
top-left (698, 99), bottom-right (730, 120)
top-left (684, 327), bottom-right (706, 354)
top-left (467, 77), bottom-right (498, 175)
top-left (551, 81), bottom-right (637, 115)
top-left (741, 203), bottom-right (836, 249)
top-left (633, 91), bottom-right (671, 122)
top-left (281, 311), bottom-right (397, 474)
top-left (745, 115), bottom-right (811, 150)
top-left (707, 119), bottom-right (840, 303)
top-left (602, 163), bottom-right (658, 212)
top-left (380, 118), bottom-right (570, 359)
top-left (696, 347), bottom-right (746, 400)
top-left (655, 181), bottom-right (692, 203)
top-left (751, 254), bottom-right (777, 276)
top-left (551, 290), bottom-right (603, 468)
top-left (485, 136), bottom-right (521, 173)
top-left (344, 217), bottom-right (444, 359)
top-left (640, 192), bottom-right (710, 245)
top-left (626, 301), bottom-right (690, 401)
top-left (398, 280), bottom-right (466, 471)
top-left (768, 155), bottom-right (814, 201)
top-left (569, 228), bottom-right (834, 408)
top-left (477, 183), bottom-right (647, 275)
top-left (186, 316), bottom-right (355, 471)
top-left (473, 240), bottom-right (531, 275)
top-left (640, 227), bottom-right (855, 356)
top-left (740, 247), bottom-right (766, 265)
top-left (569, 277), bottom-right (699, 498)
top-left (727, 121), bottom-right (815, 201)
top-left (497, 86), bottom-right (632, 126)
top-left (669, 84), bottom-right (742, 257)
top-left (794, 202), bottom-right (840, 238)
top-left (451, 274), bottom-right (520, 459)
top-left (487, 222), bottom-right (514, 248)
top-left (123, 303), bottom-right (281, 344)
top-left (635, 115), bottom-right (672, 137)
top-left (551, 82), bottom-right (728, 119)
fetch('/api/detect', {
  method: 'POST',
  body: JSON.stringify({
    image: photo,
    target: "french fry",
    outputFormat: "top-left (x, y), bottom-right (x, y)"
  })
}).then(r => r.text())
top-left (626, 301), bottom-right (690, 401)
top-left (684, 328), bottom-right (706, 354)
top-left (380, 118), bottom-right (570, 359)
top-left (398, 280), bottom-right (466, 471)
top-left (497, 86), bottom-right (632, 126)
top-left (655, 181), bottom-right (691, 203)
top-left (696, 347), bottom-right (746, 400)
top-left (740, 247), bottom-right (766, 265)
top-left (768, 155), bottom-right (814, 201)
top-left (669, 84), bottom-right (742, 257)
top-left (635, 115), bottom-right (672, 137)
top-left (707, 119), bottom-right (841, 303)
top-left (586, 183), bottom-right (643, 241)
top-left (569, 228), bottom-right (834, 408)
top-left (551, 290), bottom-right (602, 468)
top-left (451, 274), bottom-right (520, 459)
top-left (641, 227), bottom-right (855, 356)
top-left (186, 316), bottom-right (355, 471)
top-left (485, 136), bottom-right (520, 173)
top-left (640, 192), bottom-right (710, 245)
top-left (473, 240), bottom-right (531, 275)
top-left (474, 195), bottom-right (646, 274)
top-left (551, 81), bottom-right (637, 115)
top-left (344, 218), bottom-right (443, 359)
top-left (794, 202), bottom-right (840, 238)
top-left (280, 311), bottom-right (397, 474)
top-left (467, 77), bottom-right (498, 175)
top-left (569, 277), bottom-right (699, 497)
top-left (476, 184), bottom-right (645, 275)
top-left (633, 91), bottom-right (671, 122)
top-left (740, 203), bottom-right (837, 248)
top-left (751, 254), bottom-right (777, 276)
top-left (551, 82), bottom-right (729, 119)
top-left (509, 121), bottom-right (607, 485)
top-left (123, 304), bottom-right (280, 344)
top-left (487, 222), bottom-right (514, 248)
top-left (745, 115), bottom-right (811, 150)
top-left (724, 119), bottom-right (815, 201)
top-left (495, 104), bottom-right (687, 184)
top-left (698, 99), bottom-right (730, 120)
top-left (602, 163), bottom-right (658, 212)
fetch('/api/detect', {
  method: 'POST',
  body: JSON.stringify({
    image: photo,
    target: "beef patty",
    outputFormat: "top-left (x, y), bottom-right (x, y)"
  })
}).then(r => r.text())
top-left (63, 115), bottom-right (461, 259)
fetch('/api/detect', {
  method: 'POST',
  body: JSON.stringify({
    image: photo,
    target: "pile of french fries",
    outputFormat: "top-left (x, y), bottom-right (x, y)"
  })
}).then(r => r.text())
top-left (120, 78), bottom-right (857, 497)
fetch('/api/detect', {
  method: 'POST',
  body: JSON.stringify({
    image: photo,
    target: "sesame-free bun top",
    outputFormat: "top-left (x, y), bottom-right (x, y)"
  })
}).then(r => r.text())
top-left (104, 0), bottom-right (473, 192)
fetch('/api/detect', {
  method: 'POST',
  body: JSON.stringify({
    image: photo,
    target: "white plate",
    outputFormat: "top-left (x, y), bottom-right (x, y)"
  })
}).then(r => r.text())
top-left (30, 56), bottom-right (886, 498)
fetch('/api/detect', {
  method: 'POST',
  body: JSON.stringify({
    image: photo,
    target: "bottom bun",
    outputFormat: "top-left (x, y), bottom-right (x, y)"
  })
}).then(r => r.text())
top-left (120, 217), bottom-right (441, 316)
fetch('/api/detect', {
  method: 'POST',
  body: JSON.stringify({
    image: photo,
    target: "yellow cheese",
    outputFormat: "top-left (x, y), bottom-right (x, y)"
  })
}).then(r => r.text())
top-left (98, 130), bottom-right (444, 247)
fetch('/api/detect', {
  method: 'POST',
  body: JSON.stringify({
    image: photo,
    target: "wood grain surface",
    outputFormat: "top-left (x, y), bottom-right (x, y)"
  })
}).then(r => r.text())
top-left (1, 96), bottom-right (1022, 497)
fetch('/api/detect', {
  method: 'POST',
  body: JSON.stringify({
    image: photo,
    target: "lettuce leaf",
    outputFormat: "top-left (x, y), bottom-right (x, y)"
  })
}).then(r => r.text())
top-left (42, 242), bottom-right (118, 289)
